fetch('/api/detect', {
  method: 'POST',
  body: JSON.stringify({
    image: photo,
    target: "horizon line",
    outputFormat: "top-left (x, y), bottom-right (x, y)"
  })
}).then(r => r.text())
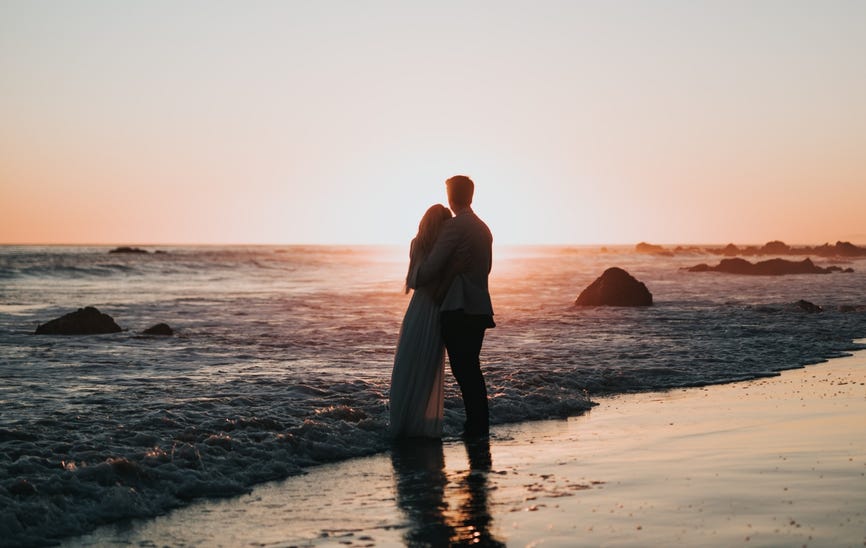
top-left (1, 239), bottom-right (864, 248)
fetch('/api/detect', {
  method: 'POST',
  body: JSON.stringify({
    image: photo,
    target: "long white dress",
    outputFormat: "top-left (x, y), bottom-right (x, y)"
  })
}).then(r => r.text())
top-left (389, 248), bottom-right (446, 438)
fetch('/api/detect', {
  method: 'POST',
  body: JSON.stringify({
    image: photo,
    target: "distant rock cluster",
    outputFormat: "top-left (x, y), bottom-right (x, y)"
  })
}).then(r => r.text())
top-left (714, 240), bottom-right (866, 258)
top-left (34, 307), bottom-right (174, 336)
top-left (634, 240), bottom-right (866, 258)
top-left (686, 258), bottom-right (854, 276)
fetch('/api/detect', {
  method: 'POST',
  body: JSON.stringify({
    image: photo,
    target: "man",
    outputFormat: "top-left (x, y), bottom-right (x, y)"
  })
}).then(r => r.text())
top-left (416, 175), bottom-right (495, 437)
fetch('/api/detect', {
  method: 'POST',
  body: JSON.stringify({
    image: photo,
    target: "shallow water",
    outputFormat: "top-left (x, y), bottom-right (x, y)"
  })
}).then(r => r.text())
top-left (1, 244), bottom-right (864, 545)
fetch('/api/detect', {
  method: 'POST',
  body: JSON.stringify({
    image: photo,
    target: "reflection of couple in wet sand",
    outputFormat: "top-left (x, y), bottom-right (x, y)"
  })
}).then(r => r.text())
top-left (391, 438), bottom-right (503, 546)
top-left (389, 174), bottom-right (495, 440)
top-left (388, 175), bottom-right (501, 544)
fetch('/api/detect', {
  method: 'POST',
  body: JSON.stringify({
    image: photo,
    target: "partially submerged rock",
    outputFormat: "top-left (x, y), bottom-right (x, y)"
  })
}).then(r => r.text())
top-left (35, 307), bottom-right (122, 335)
top-left (795, 300), bottom-right (823, 313)
top-left (576, 267), bottom-right (653, 306)
top-left (109, 246), bottom-right (149, 254)
top-left (686, 258), bottom-right (843, 276)
top-left (143, 323), bottom-right (174, 336)
top-left (635, 242), bottom-right (671, 255)
top-left (8, 479), bottom-right (37, 496)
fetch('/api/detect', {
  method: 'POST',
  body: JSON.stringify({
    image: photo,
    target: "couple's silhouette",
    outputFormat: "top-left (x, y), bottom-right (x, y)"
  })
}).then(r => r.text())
top-left (389, 175), bottom-right (495, 439)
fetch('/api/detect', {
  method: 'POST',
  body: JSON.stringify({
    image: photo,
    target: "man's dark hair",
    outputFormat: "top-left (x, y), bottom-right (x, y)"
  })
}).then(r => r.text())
top-left (446, 175), bottom-right (474, 207)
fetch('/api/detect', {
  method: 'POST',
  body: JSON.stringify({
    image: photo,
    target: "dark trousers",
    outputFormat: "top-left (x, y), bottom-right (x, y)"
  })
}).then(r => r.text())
top-left (441, 311), bottom-right (493, 436)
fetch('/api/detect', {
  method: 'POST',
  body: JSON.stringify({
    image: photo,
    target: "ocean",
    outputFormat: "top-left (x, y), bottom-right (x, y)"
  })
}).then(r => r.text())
top-left (1, 244), bottom-right (864, 546)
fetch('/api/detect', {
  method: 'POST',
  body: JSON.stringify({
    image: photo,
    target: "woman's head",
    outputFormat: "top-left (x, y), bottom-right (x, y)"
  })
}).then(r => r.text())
top-left (415, 204), bottom-right (452, 255)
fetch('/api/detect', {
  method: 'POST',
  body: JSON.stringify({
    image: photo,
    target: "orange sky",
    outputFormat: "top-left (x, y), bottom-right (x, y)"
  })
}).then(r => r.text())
top-left (1, 2), bottom-right (864, 245)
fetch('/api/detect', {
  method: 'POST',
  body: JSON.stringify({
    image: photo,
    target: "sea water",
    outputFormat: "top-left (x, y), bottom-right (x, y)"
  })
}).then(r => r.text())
top-left (1, 245), bottom-right (864, 546)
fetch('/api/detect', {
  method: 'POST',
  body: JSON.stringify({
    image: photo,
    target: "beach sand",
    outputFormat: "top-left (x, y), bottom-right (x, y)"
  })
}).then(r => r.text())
top-left (68, 348), bottom-right (866, 547)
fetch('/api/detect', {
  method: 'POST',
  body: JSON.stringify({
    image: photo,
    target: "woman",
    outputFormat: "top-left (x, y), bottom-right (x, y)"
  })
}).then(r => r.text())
top-left (389, 204), bottom-right (453, 438)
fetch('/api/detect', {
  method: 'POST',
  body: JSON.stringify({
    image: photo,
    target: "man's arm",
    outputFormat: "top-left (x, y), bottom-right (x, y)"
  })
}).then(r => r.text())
top-left (416, 221), bottom-right (460, 287)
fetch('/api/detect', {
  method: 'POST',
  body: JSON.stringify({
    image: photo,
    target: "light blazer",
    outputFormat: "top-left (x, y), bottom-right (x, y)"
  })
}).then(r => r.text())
top-left (416, 208), bottom-right (494, 316)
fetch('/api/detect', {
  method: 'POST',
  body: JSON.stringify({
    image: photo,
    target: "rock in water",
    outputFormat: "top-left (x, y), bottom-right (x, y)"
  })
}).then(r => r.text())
top-left (635, 242), bottom-right (673, 256)
top-left (575, 267), bottom-right (653, 306)
top-left (9, 479), bottom-right (37, 496)
top-left (795, 300), bottom-right (823, 313)
top-left (109, 246), bottom-right (149, 254)
top-left (143, 323), bottom-right (174, 336)
top-left (35, 307), bottom-right (122, 335)
top-left (687, 257), bottom-right (837, 275)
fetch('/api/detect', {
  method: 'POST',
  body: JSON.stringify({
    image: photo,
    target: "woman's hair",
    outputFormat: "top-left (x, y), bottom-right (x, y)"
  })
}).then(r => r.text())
top-left (405, 204), bottom-right (452, 292)
top-left (414, 204), bottom-right (452, 257)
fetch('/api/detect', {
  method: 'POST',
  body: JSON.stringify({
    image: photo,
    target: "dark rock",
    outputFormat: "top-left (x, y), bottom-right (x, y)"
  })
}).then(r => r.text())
top-left (35, 307), bottom-right (122, 335)
top-left (795, 300), bottom-right (823, 313)
top-left (635, 242), bottom-right (664, 253)
top-left (721, 243), bottom-right (740, 256)
top-left (109, 246), bottom-right (149, 254)
top-left (839, 305), bottom-right (866, 313)
top-left (687, 257), bottom-right (837, 276)
top-left (759, 240), bottom-right (791, 255)
top-left (813, 241), bottom-right (866, 257)
top-left (834, 241), bottom-right (866, 256)
top-left (575, 267), bottom-right (653, 307)
top-left (143, 323), bottom-right (174, 336)
top-left (635, 242), bottom-right (673, 256)
top-left (9, 479), bottom-right (37, 496)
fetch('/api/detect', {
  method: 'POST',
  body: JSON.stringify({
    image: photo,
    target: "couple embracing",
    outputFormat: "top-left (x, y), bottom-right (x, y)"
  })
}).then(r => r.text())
top-left (389, 175), bottom-right (495, 439)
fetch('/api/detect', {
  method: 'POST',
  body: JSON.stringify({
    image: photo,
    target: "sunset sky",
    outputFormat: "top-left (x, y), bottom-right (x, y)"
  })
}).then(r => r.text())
top-left (1, 1), bottom-right (864, 246)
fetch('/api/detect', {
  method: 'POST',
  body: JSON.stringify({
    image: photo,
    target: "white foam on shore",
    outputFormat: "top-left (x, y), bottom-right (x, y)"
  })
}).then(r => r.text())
top-left (66, 346), bottom-right (866, 547)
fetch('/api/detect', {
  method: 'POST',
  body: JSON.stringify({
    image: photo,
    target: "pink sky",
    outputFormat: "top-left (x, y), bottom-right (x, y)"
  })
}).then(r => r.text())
top-left (2, 1), bottom-right (864, 245)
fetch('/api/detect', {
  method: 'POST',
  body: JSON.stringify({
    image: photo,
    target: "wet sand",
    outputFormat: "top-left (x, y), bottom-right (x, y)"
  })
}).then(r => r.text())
top-left (68, 349), bottom-right (866, 547)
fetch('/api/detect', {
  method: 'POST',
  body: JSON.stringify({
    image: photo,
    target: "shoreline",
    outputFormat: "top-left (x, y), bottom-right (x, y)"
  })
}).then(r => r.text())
top-left (66, 348), bottom-right (866, 547)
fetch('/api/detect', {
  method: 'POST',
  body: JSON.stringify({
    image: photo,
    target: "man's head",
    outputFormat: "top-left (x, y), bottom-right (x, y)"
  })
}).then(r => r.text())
top-left (445, 175), bottom-right (474, 212)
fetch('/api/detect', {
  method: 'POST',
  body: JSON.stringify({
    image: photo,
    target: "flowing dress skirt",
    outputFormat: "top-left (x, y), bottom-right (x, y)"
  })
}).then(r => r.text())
top-left (389, 288), bottom-right (445, 438)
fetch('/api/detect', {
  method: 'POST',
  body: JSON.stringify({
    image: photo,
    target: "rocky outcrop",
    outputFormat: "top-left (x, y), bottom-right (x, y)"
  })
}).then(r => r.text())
top-left (575, 267), bottom-right (653, 306)
top-left (686, 258), bottom-right (847, 276)
top-left (720, 244), bottom-right (741, 256)
top-left (795, 300), bottom-right (822, 313)
top-left (8, 479), bottom-right (37, 496)
top-left (109, 247), bottom-right (149, 254)
top-left (35, 307), bottom-right (122, 335)
top-left (759, 240), bottom-right (791, 255)
top-left (635, 242), bottom-right (672, 256)
top-left (143, 323), bottom-right (174, 336)
top-left (708, 240), bottom-right (866, 258)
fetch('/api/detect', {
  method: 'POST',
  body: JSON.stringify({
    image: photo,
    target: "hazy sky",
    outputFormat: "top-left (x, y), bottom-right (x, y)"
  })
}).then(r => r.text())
top-left (2, 1), bottom-right (864, 245)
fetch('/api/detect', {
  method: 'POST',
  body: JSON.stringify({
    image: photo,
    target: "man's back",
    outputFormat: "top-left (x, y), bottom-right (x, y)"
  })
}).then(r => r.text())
top-left (417, 208), bottom-right (493, 316)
